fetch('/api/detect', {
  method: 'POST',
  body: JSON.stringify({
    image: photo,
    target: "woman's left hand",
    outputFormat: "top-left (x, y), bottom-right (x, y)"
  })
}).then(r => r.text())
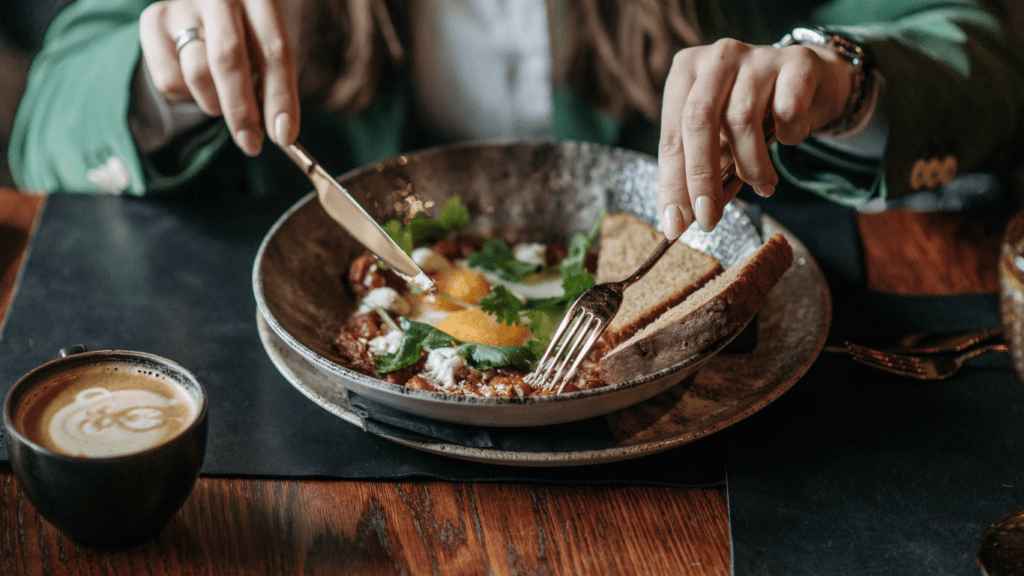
top-left (657, 38), bottom-right (854, 237)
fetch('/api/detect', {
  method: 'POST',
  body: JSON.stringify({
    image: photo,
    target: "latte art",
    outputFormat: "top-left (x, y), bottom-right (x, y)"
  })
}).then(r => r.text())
top-left (49, 387), bottom-right (188, 457)
top-left (13, 362), bottom-right (200, 458)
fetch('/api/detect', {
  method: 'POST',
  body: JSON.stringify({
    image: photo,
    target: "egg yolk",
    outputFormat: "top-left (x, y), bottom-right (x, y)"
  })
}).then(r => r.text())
top-left (435, 309), bottom-right (532, 347)
top-left (420, 269), bottom-right (492, 311)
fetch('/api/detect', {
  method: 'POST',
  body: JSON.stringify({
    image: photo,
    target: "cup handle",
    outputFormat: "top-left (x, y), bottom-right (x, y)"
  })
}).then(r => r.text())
top-left (58, 345), bottom-right (88, 358)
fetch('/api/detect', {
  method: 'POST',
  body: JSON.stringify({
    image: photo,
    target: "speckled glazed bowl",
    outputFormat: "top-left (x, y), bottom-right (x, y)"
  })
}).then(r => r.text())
top-left (1000, 211), bottom-right (1024, 387)
top-left (253, 141), bottom-right (827, 427)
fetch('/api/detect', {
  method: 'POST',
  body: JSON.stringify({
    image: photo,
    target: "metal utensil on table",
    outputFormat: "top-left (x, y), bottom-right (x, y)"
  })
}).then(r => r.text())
top-left (525, 127), bottom-right (776, 393)
top-left (823, 327), bottom-right (1005, 356)
top-left (887, 326), bottom-right (1004, 354)
top-left (844, 341), bottom-right (1007, 380)
top-left (280, 142), bottom-right (437, 295)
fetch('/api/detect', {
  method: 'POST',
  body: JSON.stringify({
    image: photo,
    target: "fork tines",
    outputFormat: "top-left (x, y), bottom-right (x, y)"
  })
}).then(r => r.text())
top-left (525, 307), bottom-right (607, 393)
top-left (844, 341), bottom-right (931, 378)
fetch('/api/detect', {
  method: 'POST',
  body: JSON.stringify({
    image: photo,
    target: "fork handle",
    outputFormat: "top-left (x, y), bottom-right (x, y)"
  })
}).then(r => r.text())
top-left (956, 342), bottom-right (1007, 362)
top-left (620, 237), bottom-right (675, 287)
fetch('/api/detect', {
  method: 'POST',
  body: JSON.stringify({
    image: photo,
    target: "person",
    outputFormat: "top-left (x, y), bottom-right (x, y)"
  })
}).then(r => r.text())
top-left (8, 0), bottom-right (1024, 237)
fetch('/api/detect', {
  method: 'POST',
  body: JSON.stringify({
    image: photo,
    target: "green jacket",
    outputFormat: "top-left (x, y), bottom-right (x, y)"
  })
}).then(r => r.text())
top-left (9, 0), bottom-right (1024, 205)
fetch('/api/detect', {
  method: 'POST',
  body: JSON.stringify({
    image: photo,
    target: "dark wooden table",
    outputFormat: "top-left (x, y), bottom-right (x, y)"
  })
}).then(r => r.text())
top-left (0, 187), bottom-right (1007, 575)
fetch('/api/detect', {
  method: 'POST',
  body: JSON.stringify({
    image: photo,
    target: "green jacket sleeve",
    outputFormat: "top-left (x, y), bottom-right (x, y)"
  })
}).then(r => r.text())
top-left (8, 0), bottom-right (182, 194)
top-left (8, 0), bottom-right (410, 195)
top-left (775, 0), bottom-right (1024, 205)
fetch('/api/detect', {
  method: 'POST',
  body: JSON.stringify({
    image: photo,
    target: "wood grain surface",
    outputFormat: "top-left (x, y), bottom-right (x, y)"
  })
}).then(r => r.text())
top-left (0, 189), bottom-right (1004, 575)
top-left (859, 208), bottom-right (1010, 295)
top-left (0, 476), bottom-right (730, 576)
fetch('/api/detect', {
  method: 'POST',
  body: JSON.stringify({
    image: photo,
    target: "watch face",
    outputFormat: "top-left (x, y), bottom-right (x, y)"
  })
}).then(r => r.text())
top-left (792, 26), bottom-right (828, 45)
top-left (780, 26), bottom-right (866, 67)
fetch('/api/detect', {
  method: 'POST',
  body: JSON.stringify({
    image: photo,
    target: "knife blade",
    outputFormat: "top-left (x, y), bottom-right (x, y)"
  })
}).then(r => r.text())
top-left (281, 142), bottom-right (437, 295)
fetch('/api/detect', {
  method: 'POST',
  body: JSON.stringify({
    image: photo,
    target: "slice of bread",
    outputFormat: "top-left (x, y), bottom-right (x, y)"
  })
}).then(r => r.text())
top-left (600, 233), bottom-right (793, 385)
top-left (597, 213), bottom-right (722, 347)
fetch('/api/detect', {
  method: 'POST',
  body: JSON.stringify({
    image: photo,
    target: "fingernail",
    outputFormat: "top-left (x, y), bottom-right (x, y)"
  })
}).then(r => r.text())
top-left (695, 196), bottom-right (717, 233)
top-left (662, 204), bottom-right (685, 240)
top-left (274, 113), bottom-right (292, 145)
top-left (755, 183), bottom-right (776, 197)
top-left (236, 129), bottom-right (262, 156)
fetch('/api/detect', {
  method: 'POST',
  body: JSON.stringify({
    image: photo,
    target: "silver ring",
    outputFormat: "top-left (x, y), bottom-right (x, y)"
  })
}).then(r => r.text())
top-left (174, 27), bottom-right (203, 55)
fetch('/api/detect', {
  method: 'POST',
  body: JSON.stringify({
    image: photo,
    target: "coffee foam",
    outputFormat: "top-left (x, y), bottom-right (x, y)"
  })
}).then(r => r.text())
top-left (14, 362), bottom-right (200, 458)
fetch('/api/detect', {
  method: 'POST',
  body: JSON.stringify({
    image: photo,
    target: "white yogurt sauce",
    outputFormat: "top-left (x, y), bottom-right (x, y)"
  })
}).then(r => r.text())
top-left (359, 287), bottom-right (412, 316)
top-left (424, 347), bottom-right (466, 390)
top-left (411, 247), bottom-right (454, 272)
top-left (367, 330), bottom-right (406, 356)
top-left (512, 242), bottom-right (547, 266)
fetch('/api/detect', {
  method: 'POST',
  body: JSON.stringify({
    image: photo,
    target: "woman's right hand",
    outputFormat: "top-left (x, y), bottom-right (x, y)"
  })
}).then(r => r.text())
top-left (139, 0), bottom-right (300, 156)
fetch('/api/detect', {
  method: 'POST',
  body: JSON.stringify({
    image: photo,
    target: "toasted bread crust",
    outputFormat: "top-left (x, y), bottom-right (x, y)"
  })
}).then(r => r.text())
top-left (600, 233), bottom-right (793, 385)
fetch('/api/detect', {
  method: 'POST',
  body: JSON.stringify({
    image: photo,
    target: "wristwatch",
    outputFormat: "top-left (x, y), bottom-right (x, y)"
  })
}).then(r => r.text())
top-left (774, 26), bottom-right (874, 136)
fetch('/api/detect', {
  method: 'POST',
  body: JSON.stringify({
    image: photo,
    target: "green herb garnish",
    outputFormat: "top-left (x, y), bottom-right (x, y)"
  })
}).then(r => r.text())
top-left (383, 195), bottom-right (471, 254)
top-left (458, 343), bottom-right (534, 372)
top-left (374, 319), bottom-right (458, 373)
top-left (374, 318), bottom-right (536, 374)
top-left (478, 285), bottom-right (524, 325)
top-left (469, 214), bottom-right (604, 352)
top-left (466, 238), bottom-right (542, 282)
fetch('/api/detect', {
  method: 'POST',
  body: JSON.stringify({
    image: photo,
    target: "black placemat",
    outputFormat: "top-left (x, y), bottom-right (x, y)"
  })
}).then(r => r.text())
top-left (729, 189), bottom-right (1020, 574)
top-left (0, 192), bottom-right (723, 486)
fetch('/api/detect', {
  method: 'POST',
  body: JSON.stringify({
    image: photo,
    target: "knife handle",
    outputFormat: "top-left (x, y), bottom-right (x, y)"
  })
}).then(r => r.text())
top-left (281, 143), bottom-right (317, 177)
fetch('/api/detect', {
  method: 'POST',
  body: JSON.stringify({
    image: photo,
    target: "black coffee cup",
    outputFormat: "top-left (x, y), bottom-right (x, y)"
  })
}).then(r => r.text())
top-left (3, 347), bottom-right (208, 548)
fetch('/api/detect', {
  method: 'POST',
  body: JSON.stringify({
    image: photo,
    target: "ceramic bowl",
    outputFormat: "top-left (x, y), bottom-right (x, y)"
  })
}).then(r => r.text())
top-left (253, 141), bottom-right (767, 427)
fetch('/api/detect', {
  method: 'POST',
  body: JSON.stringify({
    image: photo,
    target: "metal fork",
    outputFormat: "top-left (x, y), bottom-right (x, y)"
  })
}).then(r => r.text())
top-left (845, 341), bottom-right (1008, 380)
top-left (822, 327), bottom-right (1004, 356)
top-left (525, 126), bottom-right (776, 393)
top-left (524, 235), bottom-right (675, 392)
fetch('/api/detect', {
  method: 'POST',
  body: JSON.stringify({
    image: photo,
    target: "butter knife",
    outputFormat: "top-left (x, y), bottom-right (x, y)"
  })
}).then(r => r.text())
top-left (281, 143), bottom-right (437, 295)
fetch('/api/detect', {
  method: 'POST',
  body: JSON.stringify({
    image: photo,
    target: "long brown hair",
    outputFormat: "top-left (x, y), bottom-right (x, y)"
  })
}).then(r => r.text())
top-left (559, 0), bottom-right (703, 121)
top-left (288, 0), bottom-right (405, 114)
top-left (290, 0), bottom-right (704, 122)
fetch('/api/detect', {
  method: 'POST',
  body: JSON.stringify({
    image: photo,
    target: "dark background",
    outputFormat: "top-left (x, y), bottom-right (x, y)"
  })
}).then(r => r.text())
top-left (0, 0), bottom-right (1022, 190)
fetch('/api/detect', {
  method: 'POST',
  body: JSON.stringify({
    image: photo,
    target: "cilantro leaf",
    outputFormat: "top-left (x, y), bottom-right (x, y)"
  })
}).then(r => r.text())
top-left (405, 215), bottom-right (444, 245)
top-left (375, 319), bottom-right (460, 374)
top-left (557, 231), bottom-right (596, 304)
top-left (438, 195), bottom-right (470, 231)
top-left (478, 285), bottom-right (524, 325)
top-left (467, 238), bottom-right (541, 282)
top-left (374, 317), bottom-right (537, 374)
top-left (561, 270), bottom-right (596, 305)
top-left (458, 343), bottom-right (535, 371)
top-left (401, 318), bottom-right (461, 350)
top-left (559, 231), bottom-right (590, 279)
top-left (374, 335), bottom-right (421, 374)
top-left (523, 306), bottom-right (561, 358)
top-left (383, 195), bottom-right (470, 252)
top-left (384, 219), bottom-right (413, 255)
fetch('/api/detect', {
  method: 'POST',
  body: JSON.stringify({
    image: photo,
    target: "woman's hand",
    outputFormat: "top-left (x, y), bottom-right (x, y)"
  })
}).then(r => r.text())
top-left (139, 0), bottom-right (300, 156)
top-left (658, 38), bottom-right (853, 237)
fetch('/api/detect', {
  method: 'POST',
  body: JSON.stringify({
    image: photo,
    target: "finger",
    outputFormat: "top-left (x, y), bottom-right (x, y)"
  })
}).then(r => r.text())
top-left (723, 172), bottom-right (745, 200)
top-left (243, 0), bottom-right (300, 145)
top-left (658, 51), bottom-right (697, 241)
top-left (140, 3), bottom-right (188, 102)
top-left (171, 16), bottom-right (222, 116)
top-left (771, 46), bottom-right (820, 146)
top-left (682, 39), bottom-right (742, 233)
top-left (198, 0), bottom-right (264, 156)
top-left (722, 52), bottom-right (777, 198)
